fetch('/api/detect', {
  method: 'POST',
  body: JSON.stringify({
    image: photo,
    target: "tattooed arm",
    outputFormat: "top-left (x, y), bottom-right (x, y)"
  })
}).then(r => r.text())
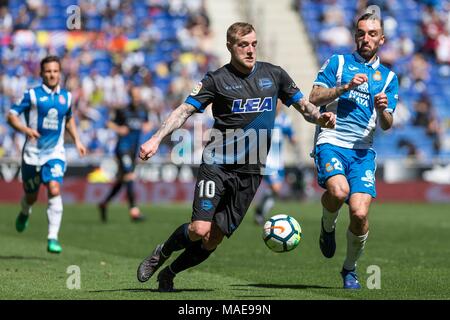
top-left (309, 74), bottom-right (368, 106)
top-left (139, 103), bottom-right (197, 160)
top-left (292, 97), bottom-right (336, 128)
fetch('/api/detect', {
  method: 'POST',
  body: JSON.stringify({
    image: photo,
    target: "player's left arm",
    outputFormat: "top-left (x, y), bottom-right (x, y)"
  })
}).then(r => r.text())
top-left (65, 116), bottom-right (87, 157)
top-left (375, 73), bottom-right (399, 131)
top-left (292, 98), bottom-right (335, 128)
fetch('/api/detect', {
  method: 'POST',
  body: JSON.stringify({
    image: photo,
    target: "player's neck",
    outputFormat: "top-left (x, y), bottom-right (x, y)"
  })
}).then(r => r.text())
top-left (230, 60), bottom-right (255, 75)
top-left (357, 51), bottom-right (378, 64)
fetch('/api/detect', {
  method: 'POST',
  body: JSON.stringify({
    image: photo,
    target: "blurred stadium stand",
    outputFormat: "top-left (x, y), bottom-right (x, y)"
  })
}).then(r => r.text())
top-left (0, 0), bottom-right (216, 165)
top-left (0, 0), bottom-right (449, 192)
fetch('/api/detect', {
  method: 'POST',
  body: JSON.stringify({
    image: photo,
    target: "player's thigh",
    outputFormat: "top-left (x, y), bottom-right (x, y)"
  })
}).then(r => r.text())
top-left (117, 151), bottom-right (135, 176)
top-left (315, 144), bottom-right (348, 190)
top-left (21, 161), bottom-right (41, 194)
top-left (191, 164), bottom-right (226, 230)
top-left (215, 172), bottom-right (262, 237)
top-left (42, 160), bottom-right (65, 196)
top-left (347, 149), bottom-right (377, 198)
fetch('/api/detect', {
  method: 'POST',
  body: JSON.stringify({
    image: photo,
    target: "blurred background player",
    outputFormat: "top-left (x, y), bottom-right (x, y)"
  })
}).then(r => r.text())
top-left (309, 12), bottom-right (398, 289)
top-left (6, 55), bottom-right (87, 253)
top-left (254, 100), bottom-right (298, 226)
top-left (98, 87), bottom-right (151, 223)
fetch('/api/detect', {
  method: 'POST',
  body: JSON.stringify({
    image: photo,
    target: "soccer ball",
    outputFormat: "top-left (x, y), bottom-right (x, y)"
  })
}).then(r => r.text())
top-left (262, 214), bottom-right (302, 252)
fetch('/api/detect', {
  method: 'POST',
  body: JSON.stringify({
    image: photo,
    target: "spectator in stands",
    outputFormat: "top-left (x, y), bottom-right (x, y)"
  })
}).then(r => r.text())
top-left (412, 95), bottom-right (442, 153)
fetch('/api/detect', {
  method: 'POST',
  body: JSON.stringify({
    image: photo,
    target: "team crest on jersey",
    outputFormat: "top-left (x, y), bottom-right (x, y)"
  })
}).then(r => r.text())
top-left (258, 78), bottom-right (273, 90)
top-left (191, 82), bottom-right (203, 96)
top-left (59, 95), bottom-right (66, 105)
top-left (43, 108), bottom-right (59, 130)
top-left (231, 97), bottom-right (273, 113)
top-left (373, 71), bottom-right (382, 81)
top-left (325, 163), bottom-right (334, 172)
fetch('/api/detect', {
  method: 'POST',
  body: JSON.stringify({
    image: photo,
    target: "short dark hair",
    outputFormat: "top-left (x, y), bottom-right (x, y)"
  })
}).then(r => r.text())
top-left (356, 13), bottom-right (384, 33)
top-left (40, 55), bottom-right (61, 71)
top-left (226, 22), bottom-right (255, 44)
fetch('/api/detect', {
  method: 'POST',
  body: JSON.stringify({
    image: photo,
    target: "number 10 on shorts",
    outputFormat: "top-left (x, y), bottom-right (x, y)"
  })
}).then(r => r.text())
top-left (198, 180), bottom-right (215, 198)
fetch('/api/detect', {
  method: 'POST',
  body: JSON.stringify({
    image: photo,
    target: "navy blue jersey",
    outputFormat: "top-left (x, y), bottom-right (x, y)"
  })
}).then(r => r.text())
top-left (113, 105), bottom-right (148, 154)
top-left (185, 62), bottom-right (303, 174)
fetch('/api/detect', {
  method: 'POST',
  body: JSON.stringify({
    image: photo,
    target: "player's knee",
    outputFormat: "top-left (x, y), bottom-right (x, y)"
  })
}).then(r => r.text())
top-left (328, 184), bottom-right (349, 202)
top-left (48, 183), bottom-right (60, 197)
top-left (188, 221), bottom-right (211, 239)
top-left (350, 209), bottom-right (368, 225)
top-left (25, 193), bottom-right (38, 205)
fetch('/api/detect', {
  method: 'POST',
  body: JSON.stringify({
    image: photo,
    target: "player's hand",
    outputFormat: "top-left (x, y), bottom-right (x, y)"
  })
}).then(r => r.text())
top-left (139, 136), bottom-right (160, 161)
top-left (317, 111), bottom-right (336, 129)
top-left (25, 128), bottom-right (40, 140)
top-left (374, 93), bottom-right (388, 112)
top-left (344, 73), bottom-right (368, 91)
top-left (76, 141), bottom-right (87, 157)
top-left (117, 126), bottom-right (130, 136)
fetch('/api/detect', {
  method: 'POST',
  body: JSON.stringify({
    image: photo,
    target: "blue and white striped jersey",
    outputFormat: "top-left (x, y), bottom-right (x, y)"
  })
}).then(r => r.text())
top-left (266, 112), bottom-right (294, 171)
top-left (9, 84), bottom-right (72, 165)
top-left (313, 52), bottom-right (399, 150)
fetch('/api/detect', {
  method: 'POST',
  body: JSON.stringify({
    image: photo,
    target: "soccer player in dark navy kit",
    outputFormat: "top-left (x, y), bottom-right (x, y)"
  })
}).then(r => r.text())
top-left (99, 87), bottom-right (151, 222)
top-left (136, 22), bottom-right (336, 291)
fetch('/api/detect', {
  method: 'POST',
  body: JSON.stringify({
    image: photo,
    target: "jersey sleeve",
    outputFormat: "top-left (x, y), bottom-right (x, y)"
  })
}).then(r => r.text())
top-left (184, 73), bottom-right (216, 113)
top-left (9, 91), bottom-right (31, 116)
top-left (66, 92), bottom-right (73, 119)
top-left (278, 68), bottom-right (304, 107)
top-left (384, 73), bottom-right (399, 114)
top-left (313, 55), bottom-right (339, 89)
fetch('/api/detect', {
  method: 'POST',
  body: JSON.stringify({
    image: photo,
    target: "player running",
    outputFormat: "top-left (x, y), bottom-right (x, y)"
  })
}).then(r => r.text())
top-left (136, 22), bottom-right (335, 292)
top-left (309, 12), bottom-right (399, 289)
top-left (254, 100), bottom-right (298, 226)
top-left (7, 55), bottom-right (86, 253)
top-left (98, 87), bottom-right (150, 222)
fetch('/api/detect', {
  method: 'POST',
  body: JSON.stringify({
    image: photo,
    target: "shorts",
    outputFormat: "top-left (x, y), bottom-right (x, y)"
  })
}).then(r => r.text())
top-left (263, 167), bottom-right (285, 185)
top-left (192, 164), bottom-right (262, 237)
top-left (116, 150), bottom-right (136, 175)
top-left (314, 143), bottom-right (377, 198)
top-left (21, 159), bottom-right (66, 194)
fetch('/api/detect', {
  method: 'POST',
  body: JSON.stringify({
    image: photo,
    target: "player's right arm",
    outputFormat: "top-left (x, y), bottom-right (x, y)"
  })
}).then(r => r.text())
top-left (310, 74), bottom-right (368, 106)
top-left (139, 103), bottom-right (196, 160)
top-left (308, 55), bottom-right (368, 106)
top-left (6, 91), bottom-right (40, 140)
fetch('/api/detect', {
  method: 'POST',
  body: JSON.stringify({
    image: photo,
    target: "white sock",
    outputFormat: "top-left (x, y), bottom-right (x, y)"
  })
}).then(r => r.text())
top-left (21, 196), bottom-right (32, 216)
top-left (322, 207), bottom-right (339, 232)
top-left (47, 196), bottom-right (63, 240)
top-left (343, 229), bottom-right (369, 271)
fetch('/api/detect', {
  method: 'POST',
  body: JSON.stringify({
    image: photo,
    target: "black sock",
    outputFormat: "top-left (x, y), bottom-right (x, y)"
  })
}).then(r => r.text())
top-left (125, 181), bottom-right (135, 208)
top-left (161, 223), bottom-right (192, 257)
top-left (169, 240), bottom-right (215, 275)
top-left (104, 181), bottom-right (123, 204)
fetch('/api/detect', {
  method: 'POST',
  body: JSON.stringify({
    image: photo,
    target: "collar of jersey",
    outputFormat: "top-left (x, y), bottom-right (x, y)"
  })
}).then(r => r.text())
top-left (42, 83), bottom-right (61, 94)
top-left (229, 62), bottom-right (258, 78)
top-left (352, 51), bottom-right (380, 70)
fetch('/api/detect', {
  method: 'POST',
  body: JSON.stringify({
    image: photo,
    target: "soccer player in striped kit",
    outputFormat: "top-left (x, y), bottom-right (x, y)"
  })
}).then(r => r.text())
top-left (310, 13), bottom-right (399, 288)
top-left (7, 56), bottom-right (86, 253)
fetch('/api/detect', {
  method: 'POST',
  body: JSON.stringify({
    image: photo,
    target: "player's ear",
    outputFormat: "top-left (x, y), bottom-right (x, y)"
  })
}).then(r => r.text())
top-left (226, 41), bottom-right (232, 52)
top-left (379, 33), bottom-right (385, 46)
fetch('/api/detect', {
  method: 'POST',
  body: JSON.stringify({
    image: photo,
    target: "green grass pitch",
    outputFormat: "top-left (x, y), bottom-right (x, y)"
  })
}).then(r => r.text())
top-left (0, 201), bottom-right (449, 300)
